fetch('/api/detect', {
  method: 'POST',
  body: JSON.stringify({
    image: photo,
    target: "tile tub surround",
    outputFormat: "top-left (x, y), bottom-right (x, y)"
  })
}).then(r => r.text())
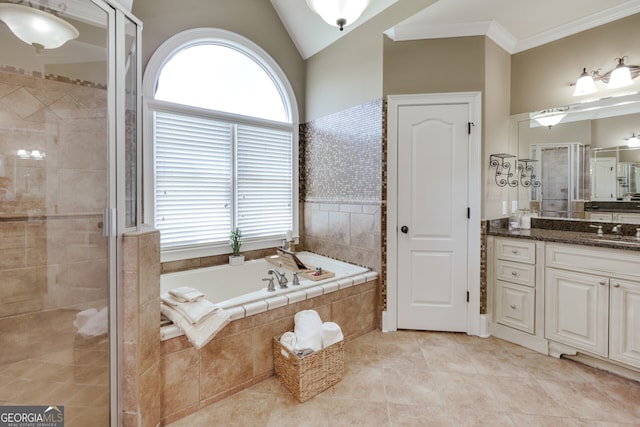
top-left (159, 276), bottom-right (378, 425)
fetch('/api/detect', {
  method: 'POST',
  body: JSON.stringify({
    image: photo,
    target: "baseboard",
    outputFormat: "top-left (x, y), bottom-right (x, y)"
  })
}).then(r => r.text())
top-left (489, 322), bottom-right (549, 355)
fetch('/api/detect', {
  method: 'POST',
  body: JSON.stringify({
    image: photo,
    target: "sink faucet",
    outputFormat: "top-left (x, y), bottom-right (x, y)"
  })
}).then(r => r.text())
top-left (268, 268), bottom-right (288, 288)
top-left (589, 224), bottom-right (603, 236)
top-left (611, 224), bottom-right (623, 236)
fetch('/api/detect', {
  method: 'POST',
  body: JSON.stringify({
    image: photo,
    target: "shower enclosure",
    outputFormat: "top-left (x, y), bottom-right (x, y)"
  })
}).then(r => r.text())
top-left (530, 143), bottom-right (588, 218)
top-left (0, 1), bottom-right (140, 425)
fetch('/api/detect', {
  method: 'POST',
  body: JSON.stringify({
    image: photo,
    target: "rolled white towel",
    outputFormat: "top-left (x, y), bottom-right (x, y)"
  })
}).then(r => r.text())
top-left (279, 331), bottom-right (297, 358)
top-left (321, 322), bottom-right (344, 348)
top-left (161, 293), bottom-right (218, 324)
top-left (169, 286), bottom-right (204, 303)
top-left (293, 309), bottom-right (323, 353)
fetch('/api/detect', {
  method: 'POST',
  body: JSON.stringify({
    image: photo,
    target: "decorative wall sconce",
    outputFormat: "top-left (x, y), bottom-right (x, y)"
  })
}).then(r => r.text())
top-left (17, 149), bottom-right (45, 160)
top-left (517, 159), bottom-right (541, 188)
top-left (572, 57), bottom-right (640, 97)
top-left (489, 153), bottom-right (518, 187)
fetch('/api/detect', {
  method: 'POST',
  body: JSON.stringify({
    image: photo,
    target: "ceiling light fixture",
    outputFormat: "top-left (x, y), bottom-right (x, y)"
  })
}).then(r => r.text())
top-left (0, 3), bottom-right (78, 49)
top-left (626, 133), bottom-right (640, 148)
top-left (532, 108), bottom-right (568, 128)
top-left (306, 0), bottom-right (370, 31)
top-left (572, 57), bottom-right (640, 96)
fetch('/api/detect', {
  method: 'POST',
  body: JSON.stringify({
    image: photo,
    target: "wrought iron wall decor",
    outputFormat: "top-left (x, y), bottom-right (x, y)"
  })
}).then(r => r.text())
top-left (489, 153), bottom-right (518, 187)
top-left (489, 154), bottom-right (542, 188)
top-left (517, 159), bottom-right (541, 188)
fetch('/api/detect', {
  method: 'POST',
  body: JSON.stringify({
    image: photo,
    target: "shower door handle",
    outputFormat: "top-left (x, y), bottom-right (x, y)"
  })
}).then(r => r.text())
top-left (103, 208), bottom-right (117, 237)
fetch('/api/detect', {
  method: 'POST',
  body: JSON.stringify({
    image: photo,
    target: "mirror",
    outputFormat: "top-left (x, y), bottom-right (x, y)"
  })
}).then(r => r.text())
top-left (511, 92), bottom-right (640, 221)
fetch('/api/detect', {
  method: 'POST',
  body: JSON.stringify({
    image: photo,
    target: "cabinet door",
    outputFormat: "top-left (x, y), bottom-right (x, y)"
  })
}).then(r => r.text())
top-left (614, 212), bottom-right (640, 224)
top-left (496, 280), bottom-right (535, 334)
top-left (610, 279), bottom-right (640, 368)
top-left (545, 268), bottom-right (609, 356)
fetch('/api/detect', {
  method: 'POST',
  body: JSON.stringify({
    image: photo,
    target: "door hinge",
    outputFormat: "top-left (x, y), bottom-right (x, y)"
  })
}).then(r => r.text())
top-left (467, 207), bottom-right (470, 219)
top-left (466, 291), bottom-right (470, 303)
top-left (468, 122), bottom-right (475, 135)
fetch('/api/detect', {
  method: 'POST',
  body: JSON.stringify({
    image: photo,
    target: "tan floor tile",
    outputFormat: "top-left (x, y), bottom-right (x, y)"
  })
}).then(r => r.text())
top-left (382, 368), bottom-right (442, 406)
top-left (537, 379), bottom-right (639, 424)
top-left (329, 365), bottom-right (385, 402)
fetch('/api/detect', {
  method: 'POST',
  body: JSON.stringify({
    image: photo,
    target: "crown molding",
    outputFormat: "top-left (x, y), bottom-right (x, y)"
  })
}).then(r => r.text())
top-left (387, 0), bottom-right (640, 55)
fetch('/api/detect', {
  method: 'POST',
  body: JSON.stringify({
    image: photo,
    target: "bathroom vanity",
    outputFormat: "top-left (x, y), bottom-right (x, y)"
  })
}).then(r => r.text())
top-left (487, 220), bottom-right (640, 379)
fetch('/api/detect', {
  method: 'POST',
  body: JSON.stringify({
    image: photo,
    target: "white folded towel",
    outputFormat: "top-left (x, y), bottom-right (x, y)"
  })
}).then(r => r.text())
top-left (169, 286), bottom-right (205, 303)
top-left (293, 310), bottom-right (323, 353)
top-left (321, 322), bottom-right (344, 348)
top-left (160, 303), bottom-right (230, 350)
top-left (161, 293), bottom-right (218, 324)
top-left (279, 331), bottom-right (297, 358)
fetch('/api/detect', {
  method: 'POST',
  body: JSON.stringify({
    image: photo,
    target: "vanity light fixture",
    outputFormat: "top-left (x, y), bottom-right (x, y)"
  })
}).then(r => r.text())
top-left (0, 3), bottom-right (78, 49)
top-left (572, 57), bottom-right (640, 96)
top-left (306, 0), bottom-right (370, 31)
top-left (17, 148), bottom-right (45, 160)
top-left (489, 153), bottom-right (518, 188)
top-left (626, 133), bottom-right (640, 148)
top-left (517, 159), bottom-right (541, 188)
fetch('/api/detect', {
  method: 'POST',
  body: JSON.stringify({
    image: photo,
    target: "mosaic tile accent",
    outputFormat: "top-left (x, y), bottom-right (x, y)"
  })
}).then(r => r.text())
top-left (480, 221), bottom-right (487, 314)
top-left (302, 99), bottom-right (382, 203)
top-left (0, 64), bottom-right (107, 89)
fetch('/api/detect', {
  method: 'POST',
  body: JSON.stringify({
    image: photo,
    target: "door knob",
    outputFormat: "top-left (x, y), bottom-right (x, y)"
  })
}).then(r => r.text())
top-left (400, 226), bottom-right (409, 234)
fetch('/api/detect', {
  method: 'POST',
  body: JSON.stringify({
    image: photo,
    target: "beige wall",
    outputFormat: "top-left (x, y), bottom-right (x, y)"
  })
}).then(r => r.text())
top-left (305, 0), bottom-right (437, 121)
top-left (511, 13), bottom-right (640, 115)
top-left (133, 0), bottom-right (306, 120)
top-left (484, 39), bottom-right (512, 220)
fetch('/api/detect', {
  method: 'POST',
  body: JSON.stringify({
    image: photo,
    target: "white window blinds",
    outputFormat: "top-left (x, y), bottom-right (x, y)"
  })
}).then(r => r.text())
top-left (155, 111), bottom-right (232, 248)
top-left (154, 111), bottom-right (293, 250)
top-left (236, 125), bottom-right (293, 238)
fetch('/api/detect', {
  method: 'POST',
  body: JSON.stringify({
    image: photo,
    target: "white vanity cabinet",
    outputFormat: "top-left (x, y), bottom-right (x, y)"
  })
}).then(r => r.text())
top-left (545, 244), bottom-right (640, 369)
top-left (488, 237), bottom-right (547, 353)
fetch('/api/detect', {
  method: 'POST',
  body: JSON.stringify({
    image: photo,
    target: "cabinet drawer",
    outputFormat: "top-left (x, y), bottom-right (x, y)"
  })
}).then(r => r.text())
top-left (495, 281), bottom-right (534, 334)
top-left (496, 260), bottom-right (535, 287)
top-left (496, 239), bottom-right (536, 264)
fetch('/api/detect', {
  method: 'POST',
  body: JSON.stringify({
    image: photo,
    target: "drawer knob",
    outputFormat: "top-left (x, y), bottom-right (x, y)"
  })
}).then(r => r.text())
top-left (598, 280), bottom-right (607, 286)
top-left (510, 304), bottom-right (517, 309)
top-left (511, 249), bottom-right (519, 254)
top-left (613, 283), bottom-right (621, 288)
top-left (511, 271), bottom-right (518, 276)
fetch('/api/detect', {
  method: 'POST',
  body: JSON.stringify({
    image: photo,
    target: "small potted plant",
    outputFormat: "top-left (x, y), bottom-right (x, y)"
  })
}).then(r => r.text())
top-left (229, 228), bottom-right (244, 266)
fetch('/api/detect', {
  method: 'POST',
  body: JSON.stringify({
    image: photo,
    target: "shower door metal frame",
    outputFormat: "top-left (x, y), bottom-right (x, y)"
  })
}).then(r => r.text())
top-left (91, 0), bottom-right (143, 425)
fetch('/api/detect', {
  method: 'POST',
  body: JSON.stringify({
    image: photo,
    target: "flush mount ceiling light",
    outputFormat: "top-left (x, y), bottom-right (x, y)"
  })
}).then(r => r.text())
top-left (532, 108), bottom-right (568, 128)
top-left (572, 57), bottom-right (640, 96)
top-left (306, 0), bottom-right (370, 31)
top-left (626, 133), bottom-right (640, 148)
top-left (0, 3), bottom-right (78, 49)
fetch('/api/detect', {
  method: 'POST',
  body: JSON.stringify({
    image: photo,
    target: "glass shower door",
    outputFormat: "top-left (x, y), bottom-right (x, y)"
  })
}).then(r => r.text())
top-left (0, 1), bottom-right (113, 425)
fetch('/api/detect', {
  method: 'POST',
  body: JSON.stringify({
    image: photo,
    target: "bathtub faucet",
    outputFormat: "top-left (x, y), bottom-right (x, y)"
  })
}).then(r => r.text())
top-left (268, 268), bottom-right (288, 289)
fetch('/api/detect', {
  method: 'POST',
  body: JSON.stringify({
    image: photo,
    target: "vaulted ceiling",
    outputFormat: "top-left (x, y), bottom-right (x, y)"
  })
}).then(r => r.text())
top-left (271, 0), bottom-right (640, 59)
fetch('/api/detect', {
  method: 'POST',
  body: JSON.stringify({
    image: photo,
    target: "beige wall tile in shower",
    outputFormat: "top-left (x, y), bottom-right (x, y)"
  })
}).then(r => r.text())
top-left (139, 298), bottom-right (160, 375)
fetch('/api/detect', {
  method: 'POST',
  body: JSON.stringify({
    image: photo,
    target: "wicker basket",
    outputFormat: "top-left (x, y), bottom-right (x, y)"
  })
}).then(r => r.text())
top-left (273, 333), bottom-right (344, 402)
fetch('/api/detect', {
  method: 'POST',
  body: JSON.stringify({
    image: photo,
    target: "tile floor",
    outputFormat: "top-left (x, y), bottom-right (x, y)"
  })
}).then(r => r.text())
top-left (0, 336), bottom-right (110, 427)
top-left (168, 330), bottom-right (640, 426)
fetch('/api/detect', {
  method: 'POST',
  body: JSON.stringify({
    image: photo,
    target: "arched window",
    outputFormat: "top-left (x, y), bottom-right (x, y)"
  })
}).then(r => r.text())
top-left (143, 28), bottom-right (299, 259)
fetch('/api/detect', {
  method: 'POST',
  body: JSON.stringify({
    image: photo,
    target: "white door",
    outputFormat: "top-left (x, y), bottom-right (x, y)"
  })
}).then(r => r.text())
top-left (396, 103), bottom-right (469, 331)
top-left (592, 157), bottom-right (617, 200)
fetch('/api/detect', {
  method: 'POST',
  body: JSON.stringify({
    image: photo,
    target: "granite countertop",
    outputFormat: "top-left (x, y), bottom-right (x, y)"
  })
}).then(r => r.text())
top-left (488, 226), bottom-right (640, 252)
